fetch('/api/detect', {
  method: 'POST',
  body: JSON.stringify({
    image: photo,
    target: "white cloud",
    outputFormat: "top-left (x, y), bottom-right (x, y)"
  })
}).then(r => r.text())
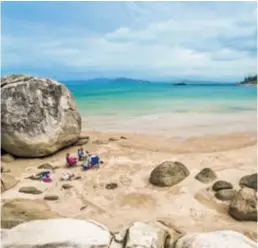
top-left (1, 2), bottom-right (257, 80)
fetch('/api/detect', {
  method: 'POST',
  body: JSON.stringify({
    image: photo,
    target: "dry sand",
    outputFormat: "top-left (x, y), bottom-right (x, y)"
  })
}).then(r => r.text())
top-left (1, 130), bottom-right (257, 239)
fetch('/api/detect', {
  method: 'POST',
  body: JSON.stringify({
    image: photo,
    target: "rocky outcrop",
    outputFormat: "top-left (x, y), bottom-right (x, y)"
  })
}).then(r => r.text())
top-left (212, 180), bottom-right (233, 191)
top-left (149, 161), bottom-right (190, 187)
top-left (239, 173), bottom-right (257, 190)
top-left (1, 75), bottom-right (81, 157)
top-left (1, 199), bottom-right (60, 229)
top-left (215, 189), bottom-right (236, 201)
top-left (125, 222), bottom-right (168, 248)
top-left (2, 219), bottom-right (111, 248)
top-left (1, 154), bottom-right (15, 163)
top-left (1, 174), bottom-right (19, 193)
top-left (228, 187), bottom-right (257, 221)
top-left (175, 230), bottom-right (257, 248)
top-left (195, 168), bottom-right (217, 184)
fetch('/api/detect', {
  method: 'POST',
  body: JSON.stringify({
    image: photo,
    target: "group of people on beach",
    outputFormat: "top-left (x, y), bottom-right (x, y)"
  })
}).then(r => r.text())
top-left (66, 147), bottom-right (100, 170)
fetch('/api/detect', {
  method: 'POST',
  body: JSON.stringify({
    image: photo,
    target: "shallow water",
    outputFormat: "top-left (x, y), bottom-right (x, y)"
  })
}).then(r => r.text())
top-left (63, 79), bottom-right (257, 137)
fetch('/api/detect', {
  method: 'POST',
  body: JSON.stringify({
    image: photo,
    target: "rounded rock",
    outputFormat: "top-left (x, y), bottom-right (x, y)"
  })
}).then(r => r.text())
top-left (1, 75), bottom-right (81, 157)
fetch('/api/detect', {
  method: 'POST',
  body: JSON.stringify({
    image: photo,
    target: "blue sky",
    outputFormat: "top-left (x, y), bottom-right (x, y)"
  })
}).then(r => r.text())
top-left (1, 1), bottom-right (257, 81)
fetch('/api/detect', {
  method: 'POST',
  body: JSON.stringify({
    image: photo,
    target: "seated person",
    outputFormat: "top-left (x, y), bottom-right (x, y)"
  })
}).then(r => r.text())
top-left (66, 153), bottom-right (77, 167)
top-left (81, 160), bottom-right (91, 170)
top-left (88, 154), bottom-right (100, 167)
top-left (78, 148), bottom-right (89, 161)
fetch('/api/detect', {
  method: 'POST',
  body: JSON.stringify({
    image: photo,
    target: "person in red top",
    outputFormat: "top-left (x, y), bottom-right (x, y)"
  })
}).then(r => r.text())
top-left (66, 153), bottom-right (77, 167)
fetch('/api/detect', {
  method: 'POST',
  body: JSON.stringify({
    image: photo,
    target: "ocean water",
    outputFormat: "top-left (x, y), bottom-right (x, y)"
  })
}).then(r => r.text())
top-left (62, 79), bottom-right (257, 136)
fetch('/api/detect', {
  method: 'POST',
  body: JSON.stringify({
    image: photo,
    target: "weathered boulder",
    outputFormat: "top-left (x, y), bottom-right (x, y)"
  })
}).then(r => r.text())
top-left (1, 75), bottom-right (81, 157)
top-left (44, 195), bottom-right (59, 201)
top-left (1, 198), bottom-right (60, 229)
top-left (1, 153), bottom-right (15, 163)
top-left (228, 187), bottom-right (257, 221)
top-left (239, 173), bottom-right (257, 190)
top-left (149, 161), bottom-right (190, 187)
top-left (1, 219), bottom-right (111, 248)
top-left (175, 230), bottom-right (257, 248)
top-left (212, 180), bottom-right (233, 191)
top-left (215, 189), bottom-right (236, 201)
top-left (125, 222), bottom-right (168, 248)
top-left (195, 168), bottom-right (217, 184)
top-left (18, 186), bottom-right (42, 195)
top-left (1, 174), bottom-right (19, 193)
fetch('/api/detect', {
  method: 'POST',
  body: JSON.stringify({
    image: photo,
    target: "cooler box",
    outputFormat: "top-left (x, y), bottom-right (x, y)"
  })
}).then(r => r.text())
top-left (90, 155), bottom-right (99, 166)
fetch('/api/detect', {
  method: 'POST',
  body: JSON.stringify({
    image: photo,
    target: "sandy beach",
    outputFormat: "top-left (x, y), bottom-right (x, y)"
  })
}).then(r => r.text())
top-left (1, 129), bottom-right (257, 240)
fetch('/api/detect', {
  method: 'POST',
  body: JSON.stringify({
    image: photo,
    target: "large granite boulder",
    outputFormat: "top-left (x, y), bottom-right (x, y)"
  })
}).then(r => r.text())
top-left (1, 75), bottom-right (81, 157)
top-left (125, 222), bottom-right (168, 248)
top-left (239, 173), bottom-right (257, 190)
top-left (175, 230), bottom-right (257, 248)
top-left (195, 168), bottom-right (217, 184)
top-left (1, 198), bottom-right (60, 229)
top-left (149, 161), bottom-right (190, 187)
top-left (228, 187), bottom-right (257, 221)
top-left (2, 218), bottom-right (111, 248)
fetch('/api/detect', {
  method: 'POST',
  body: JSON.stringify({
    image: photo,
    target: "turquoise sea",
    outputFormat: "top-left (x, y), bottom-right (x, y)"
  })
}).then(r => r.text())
top-left (63, 79), bottom-right (257, 117)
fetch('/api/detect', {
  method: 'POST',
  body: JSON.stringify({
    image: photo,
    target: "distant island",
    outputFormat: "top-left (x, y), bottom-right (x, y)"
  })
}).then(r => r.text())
top-left (239, 75), bottom-right (257, 85)
top-left (173, 82), bottom-right (187, 86)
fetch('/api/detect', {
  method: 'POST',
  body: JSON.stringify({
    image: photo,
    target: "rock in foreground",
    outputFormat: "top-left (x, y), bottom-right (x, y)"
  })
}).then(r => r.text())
top-left (239, 173), bottom-right (257, 190)
top-left (125, 222), bottom-right (168, 248)
top-left (1, 75), bottom-right (81, 157)
top-left (195, 168), bottom-right (217, 184)
top-left (1, 199), bottom-right (60, 229)
top-left (2, 219), bottom-right (111, 248)
top-left (175, 230), bottom-right (257, 248)
top-left (149, 161), bottom-right (190, 187)
top-left (228, 187), bottom-right (257, 221)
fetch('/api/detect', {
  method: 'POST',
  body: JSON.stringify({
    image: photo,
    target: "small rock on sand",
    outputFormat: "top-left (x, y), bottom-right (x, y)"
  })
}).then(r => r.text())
top-left (44, 195), bottom-right (59, 201)
top-left (239, 173), bottom-right (257, 190)
top-left (195, 168), bottom-right (217, 184)
top-left (215, 189), bottom-right (236, 201)
top-left (37, 162), bottom-right (55, 170)
top-left (212, 180), bottom-right (233, 191)
top-left (105, 183), bottom-right (118, 190)
top-left (62, 184), bottom-right (73, 189)
top-left (19, 186), bottom-right (42, 195)
top-left (109, 137), bottom-right (119, 142)
top-left (149, 161), bottom-right (190, 187)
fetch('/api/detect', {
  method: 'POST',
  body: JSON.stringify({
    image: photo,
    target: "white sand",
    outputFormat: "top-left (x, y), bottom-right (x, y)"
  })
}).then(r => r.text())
top-left (1, 130), bottom-right (257, 240)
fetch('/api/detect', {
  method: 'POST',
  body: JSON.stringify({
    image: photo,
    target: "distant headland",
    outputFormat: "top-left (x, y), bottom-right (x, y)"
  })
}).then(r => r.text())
top-left (239, 75), bottom-right (257, 85)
